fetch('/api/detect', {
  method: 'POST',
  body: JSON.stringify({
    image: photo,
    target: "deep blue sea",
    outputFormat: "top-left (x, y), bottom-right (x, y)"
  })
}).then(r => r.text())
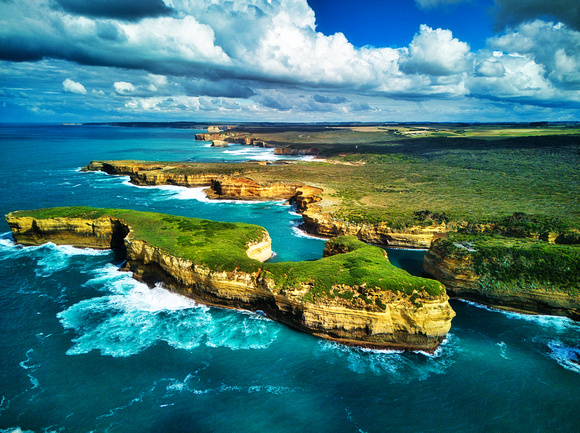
top-left (0, 124), bottom-right (578, 433)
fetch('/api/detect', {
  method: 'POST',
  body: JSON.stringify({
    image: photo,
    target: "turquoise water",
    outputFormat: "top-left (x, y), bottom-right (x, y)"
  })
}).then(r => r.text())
top-left (0, 124), bottom-right (578, 432)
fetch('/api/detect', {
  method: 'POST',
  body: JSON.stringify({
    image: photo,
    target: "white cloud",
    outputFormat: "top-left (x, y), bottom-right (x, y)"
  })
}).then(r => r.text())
top-left (401, 25), bottom-right (471, 76)
top-left (2, 0), bottom-right (580, 120)
top-left (475, 60), bottom-right (506, 77)
top-left (147, 74), bottom-right (168, 92)
top-left (62, 78), bottom-right (87, 94)
top-left (114, 81), bottom-right (136, 95)
top-left (488, 20), bottom-right (580, 89)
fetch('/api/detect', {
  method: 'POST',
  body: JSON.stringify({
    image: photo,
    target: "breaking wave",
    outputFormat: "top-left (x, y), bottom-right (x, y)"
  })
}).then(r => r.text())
top-left (58, 264), bottom-right (280, 357)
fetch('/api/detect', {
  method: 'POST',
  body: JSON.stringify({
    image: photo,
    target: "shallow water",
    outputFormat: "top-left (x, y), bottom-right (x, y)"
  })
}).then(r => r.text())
top-left (0, 124), bottom-right (578, 432)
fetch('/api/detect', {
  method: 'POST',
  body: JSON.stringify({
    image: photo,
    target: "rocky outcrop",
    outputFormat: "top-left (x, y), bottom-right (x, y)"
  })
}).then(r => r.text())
top-left (6, 210), bottom-right (455, 351)
top-left (83, 160), bottom-right (448, 248)
top-left (302, 207), bottom-right (450, 248)
top-left (123, 237), bottom-right (453, 351)
top-left (423, 236), bottom-right (580, 320)
top-left (274, 147), bottom-right (320, 156)
top-left (208, 177), bottom-right (302, 200)
top-left (6, 214), bottom-right (130, 249)
top-left (211, 140), bottom-right (228, 147)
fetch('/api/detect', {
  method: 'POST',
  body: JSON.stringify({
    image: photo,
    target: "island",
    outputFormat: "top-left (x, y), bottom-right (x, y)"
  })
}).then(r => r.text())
top-left (6, 207), bottom-right (455, 352)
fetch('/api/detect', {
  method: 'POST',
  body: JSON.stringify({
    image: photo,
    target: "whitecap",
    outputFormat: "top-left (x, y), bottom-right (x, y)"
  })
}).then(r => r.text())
top-left (0, 232), bottom-right (17, 250)
top-left (0, 427), bottom-right (36, 433)
top-left (457, 299), bottom-right (580, 333)
top-left (497, 341), bottom-right (510, 360)
top-left (34, 243), bottom-right (109, 277)
top-left (316, 333), bottom-right (458, 379)
top-left (291, 223), bottom-right (327, 240)
top-left (59, 265), bottom-right (279, 357)
top-left (547, 341), bottom-right (580, 373)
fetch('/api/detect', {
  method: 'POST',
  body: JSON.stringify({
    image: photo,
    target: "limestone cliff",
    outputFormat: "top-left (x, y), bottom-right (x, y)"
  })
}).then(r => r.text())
top-left (302, 206), bottom-right (449, 248)
top-left (6, 209), bottom-right (455, 351)
top-left (423, 235), bottom-right (580, 320)
top-left (6, 214), bottom-right (129, 249)
top-left (82, 161), bottom-right (450, 248)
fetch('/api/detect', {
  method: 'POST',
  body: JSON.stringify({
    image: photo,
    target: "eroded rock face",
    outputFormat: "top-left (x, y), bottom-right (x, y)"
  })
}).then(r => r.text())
top-left (423, 237), bottom-right (580, 320)
top-left (302, 208), bottom-right (449, 248)
top-left (6, 215), bottom-right (129, 249)
top-left (83, 160), bottom-right (450, 248)
top-left (7, 213), bottom-right (454, 351)
top-left (208, 177), bottom-right (302, 200)
top-left (123, 238), bottom-right (453, 351)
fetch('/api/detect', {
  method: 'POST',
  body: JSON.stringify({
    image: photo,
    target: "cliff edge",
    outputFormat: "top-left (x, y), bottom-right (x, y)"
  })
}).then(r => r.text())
top-left (7, 207), bottom-right (455, 351)
top-left (423, 234), bottom-right (580, 320)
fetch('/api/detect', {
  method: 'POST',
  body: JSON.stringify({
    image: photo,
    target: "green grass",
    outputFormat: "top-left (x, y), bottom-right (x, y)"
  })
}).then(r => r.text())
top-left (108, 129), bottom-right (579, 231)
top-left (14, 206), bottom-right (266, 272)
top-left (438, 233), bottom-right (580, 296)
top-left (11, 207), bottom-right (445, 304)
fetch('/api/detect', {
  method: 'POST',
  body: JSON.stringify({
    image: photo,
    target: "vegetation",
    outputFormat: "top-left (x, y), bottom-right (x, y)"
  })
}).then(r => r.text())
top-left (437, 232), bottom-right (580, 297)
top-left (12, 207), bottom-right (445, 304)
top-left (135, 124), bottom-right (578, 230)
top-left (15, 206), bottom-right (266, 272)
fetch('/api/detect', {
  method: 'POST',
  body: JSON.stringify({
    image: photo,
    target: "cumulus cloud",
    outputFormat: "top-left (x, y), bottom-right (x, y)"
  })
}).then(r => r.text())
top-left (313, 94), bottom-right (348, 104)
top-left (488, 20), bottom-right (580, 89)
top-left (113, 81), bottom-right (136, 95)
top-left (493, 0), bottom-right (580, 31)
top-left (401, 25), bottom-right (471, 76)
top-left (1, 0), bottom-right (579, 120)
top-left (475, 60), bottom-right (506, 77)
top-left (62, 78), bottom-right (87, 94)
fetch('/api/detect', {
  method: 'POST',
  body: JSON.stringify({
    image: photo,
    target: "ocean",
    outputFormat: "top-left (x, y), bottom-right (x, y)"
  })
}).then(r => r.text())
top-left (0, 124), bottom-right (578, 432)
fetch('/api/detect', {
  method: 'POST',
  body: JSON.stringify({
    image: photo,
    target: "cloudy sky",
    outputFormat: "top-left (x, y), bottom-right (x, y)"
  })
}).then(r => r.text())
top-left (1, 0), bottom-right (579, 123)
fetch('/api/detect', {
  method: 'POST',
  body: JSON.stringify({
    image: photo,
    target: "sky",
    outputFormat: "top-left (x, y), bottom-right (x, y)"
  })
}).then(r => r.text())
top-left (1, 0), bottom-right (579, 123)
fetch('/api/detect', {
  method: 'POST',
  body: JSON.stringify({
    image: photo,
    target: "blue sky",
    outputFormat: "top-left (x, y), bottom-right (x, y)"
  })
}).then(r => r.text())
top-left (1, 0), bottom-right (579, 123)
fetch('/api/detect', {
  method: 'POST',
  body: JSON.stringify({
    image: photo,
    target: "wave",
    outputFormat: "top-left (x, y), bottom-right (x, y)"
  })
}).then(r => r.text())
top-left (315, 333), bottom-right (458, 380)
top-left (34, 243), bottom-right (110, 277)
top-left (58, 264), bottom-right (279, 357)
top-left (548, 341), bottom-right (580, 374)
top-left (291, 222), bottom-right (328, 240)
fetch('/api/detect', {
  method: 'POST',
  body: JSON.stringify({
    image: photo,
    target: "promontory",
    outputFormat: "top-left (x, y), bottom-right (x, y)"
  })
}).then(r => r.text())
top-left (6, 207), bottom-right (455, 352)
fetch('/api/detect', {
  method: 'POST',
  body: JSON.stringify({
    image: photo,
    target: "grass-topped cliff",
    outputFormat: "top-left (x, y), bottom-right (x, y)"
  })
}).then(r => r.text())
top-left (88, 125), bottom-right (579, 231)
top-left (11, 206), bottom-right (268, 271)
top-left (423, 231), bottom-right (580, 319)
top-left (7, 206), bottom-right (454, 350)
top-left (8, 207), bottom-right (445, 303)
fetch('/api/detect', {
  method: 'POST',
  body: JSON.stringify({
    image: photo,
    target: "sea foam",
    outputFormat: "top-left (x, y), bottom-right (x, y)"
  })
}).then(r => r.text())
top-left (58, 264), bottom-right (279, 357)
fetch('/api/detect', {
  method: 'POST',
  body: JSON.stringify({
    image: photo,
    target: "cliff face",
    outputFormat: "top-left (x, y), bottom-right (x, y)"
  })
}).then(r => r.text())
top-left (7, 212), bottom-right (454, 351)
top-left (424, 237), bottom-right (580, 320)
top-left (208, 177), bottom-right (303, 200)
top-left (6, 214), bottom-right (129, 249)
top-left (83, 161), bottom-right (450, 248)
top-left (302, 208), bottom-right (449, 248)
top-left (122, 238), bottom-right (453, 351)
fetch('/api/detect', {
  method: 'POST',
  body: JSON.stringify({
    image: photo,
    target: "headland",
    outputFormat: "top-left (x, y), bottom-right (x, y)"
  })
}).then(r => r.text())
top-left (6, 207), bottom-right (455, 352)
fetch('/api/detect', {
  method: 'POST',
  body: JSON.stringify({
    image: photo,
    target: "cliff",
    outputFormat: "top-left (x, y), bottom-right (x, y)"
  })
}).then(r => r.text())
top-left (423, 234), bottom-right (580, 320)
top-left (82, 161), bottom-right (450, 248)
top-left (6, 207), bottom-right (455, 351)
top-left (302, 206), bottom-right (450, 248)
